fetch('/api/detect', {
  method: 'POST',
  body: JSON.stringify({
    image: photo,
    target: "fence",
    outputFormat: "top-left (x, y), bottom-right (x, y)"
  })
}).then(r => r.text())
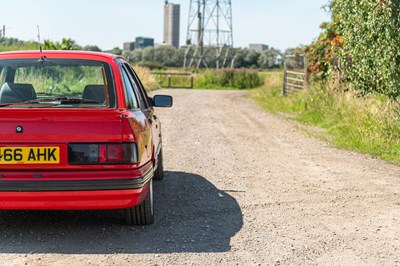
top-left (151, 72), bottom-right (194, 89)
top-left (283, 54), bottom-right (307, 96)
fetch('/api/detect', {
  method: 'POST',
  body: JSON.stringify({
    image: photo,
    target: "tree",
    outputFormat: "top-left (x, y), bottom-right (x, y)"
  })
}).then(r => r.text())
top-left (83, 45), bottom-right (102, 52)
top-left (122, 45), bottom-right (282, 69)
top-left (331, 0), bottom-right (400, 98)
top-left (44, 38), bottom-right (81, 50)
top-left (244, 49), bottom-right (260, 68)
top-left (109, 47), bottom-right (122, 55)
top-left (258, 48), bottom-right (281, 69)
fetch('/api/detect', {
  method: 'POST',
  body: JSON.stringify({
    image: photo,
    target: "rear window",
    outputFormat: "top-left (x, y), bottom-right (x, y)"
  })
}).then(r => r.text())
top-left (0, 58), bottom-right (116, 108)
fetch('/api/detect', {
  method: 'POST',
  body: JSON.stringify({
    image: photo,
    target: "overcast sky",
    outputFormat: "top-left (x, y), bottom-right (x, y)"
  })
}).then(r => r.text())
top-left (1, 0), bottom-right (330, 51)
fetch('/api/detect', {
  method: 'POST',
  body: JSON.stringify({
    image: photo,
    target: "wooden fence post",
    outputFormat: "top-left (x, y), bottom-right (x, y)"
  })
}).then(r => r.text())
top-left (303, 54), bottom-right (308, 89)
top-left (283, 57), bottom-right (287, 96)
top-left (167, 74), bottom-right (171, 88)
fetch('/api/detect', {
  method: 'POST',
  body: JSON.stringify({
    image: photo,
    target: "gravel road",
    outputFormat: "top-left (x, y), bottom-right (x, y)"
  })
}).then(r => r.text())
top-left (0, 89), bottom-right (399, 265)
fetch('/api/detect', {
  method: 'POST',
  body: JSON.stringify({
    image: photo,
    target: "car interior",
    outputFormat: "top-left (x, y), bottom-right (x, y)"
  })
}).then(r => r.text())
top-left (0, 82), bottom-right (37, 103)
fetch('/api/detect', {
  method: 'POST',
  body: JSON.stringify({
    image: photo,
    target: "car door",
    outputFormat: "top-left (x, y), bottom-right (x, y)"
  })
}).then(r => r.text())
top-left (119, 61), bottom-right (153, 164)
top-left (124, 63), bottom-right (161, 160)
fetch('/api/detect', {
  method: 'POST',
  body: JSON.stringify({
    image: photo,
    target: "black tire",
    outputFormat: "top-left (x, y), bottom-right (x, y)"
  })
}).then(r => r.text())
top-left (126, 180), bottom-right (154, 225)
top-left (153, 148), bottom-right (165, 181)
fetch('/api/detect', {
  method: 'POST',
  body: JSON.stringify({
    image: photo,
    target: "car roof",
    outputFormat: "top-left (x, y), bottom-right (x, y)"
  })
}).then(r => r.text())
top-left (0, 50), bottom-right (121, 61)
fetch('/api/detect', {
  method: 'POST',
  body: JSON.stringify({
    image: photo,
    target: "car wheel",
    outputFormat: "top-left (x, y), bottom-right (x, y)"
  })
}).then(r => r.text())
top-left (153, 148), bottom-right (165, 181)
top-left (126, 180), bottom-right (154, 225)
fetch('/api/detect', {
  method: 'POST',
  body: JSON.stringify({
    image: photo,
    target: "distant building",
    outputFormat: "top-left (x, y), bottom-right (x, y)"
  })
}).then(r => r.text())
top-left (123, 42), bottom-right (135, 51)
top-left (135, 37), bottom-right (154, 50)
top-left (164, 1), bottom-right (180, 48)
top-left (249, 43), bottom-right (269, 52)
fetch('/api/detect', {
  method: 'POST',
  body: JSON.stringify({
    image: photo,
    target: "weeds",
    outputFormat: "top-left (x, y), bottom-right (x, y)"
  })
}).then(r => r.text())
top-left (249, 72), bottom-right (400, 164)
top-left (195, 69), bottom-right (263, 89)
top-left (134, 66), bottom-right (161, 91)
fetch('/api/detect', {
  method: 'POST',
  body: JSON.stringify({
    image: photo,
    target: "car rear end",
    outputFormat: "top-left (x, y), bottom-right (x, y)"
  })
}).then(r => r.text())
top-left (0, 51), bottom-right (154, 224)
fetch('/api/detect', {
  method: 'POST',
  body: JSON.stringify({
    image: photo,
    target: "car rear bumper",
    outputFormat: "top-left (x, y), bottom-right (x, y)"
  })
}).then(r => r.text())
top-left (0, 168), bottom-right (153, 210)
top-left (0, 187), bottom-right (150, 210)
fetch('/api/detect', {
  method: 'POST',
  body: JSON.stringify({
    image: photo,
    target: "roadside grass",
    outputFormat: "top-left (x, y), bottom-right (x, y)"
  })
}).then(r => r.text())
top-left (134, 66), bottom-right (161, 91)
top-left (150, 68), bottom-right (268, 90)
top-left (195, 69), bottom-right (263, 90)
top-left (248, 71), bottom-right (400, 164)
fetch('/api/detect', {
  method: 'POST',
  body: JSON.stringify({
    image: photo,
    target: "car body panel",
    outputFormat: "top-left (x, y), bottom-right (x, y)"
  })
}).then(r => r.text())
top-left (0, 184), bottom-right (151, 210)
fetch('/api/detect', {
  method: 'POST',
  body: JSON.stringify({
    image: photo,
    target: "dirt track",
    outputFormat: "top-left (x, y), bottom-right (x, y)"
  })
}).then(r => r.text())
top-left (0, 89), bottom-right (399, 265)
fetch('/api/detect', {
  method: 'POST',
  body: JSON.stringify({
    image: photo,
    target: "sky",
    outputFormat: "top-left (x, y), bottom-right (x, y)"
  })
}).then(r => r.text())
top-left (1, 0), bottom-right (330, 51)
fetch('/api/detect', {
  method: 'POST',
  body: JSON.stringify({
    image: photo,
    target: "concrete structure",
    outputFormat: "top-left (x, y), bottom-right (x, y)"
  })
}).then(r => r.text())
top-left (123, 42), bottom-right (135, 51)
top-left (135, 37), bottom-right (154, 50)
top-left (249, 44), bottom-right (269, 52)
top-left (163, 1), bottom-right (180, 48)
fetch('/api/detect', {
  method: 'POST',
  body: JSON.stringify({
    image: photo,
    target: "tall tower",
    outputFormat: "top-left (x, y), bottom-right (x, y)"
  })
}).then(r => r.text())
top-left (164, 1), bottom-right (181, 48)
top-left (184, 0), bottom-right (234, 69)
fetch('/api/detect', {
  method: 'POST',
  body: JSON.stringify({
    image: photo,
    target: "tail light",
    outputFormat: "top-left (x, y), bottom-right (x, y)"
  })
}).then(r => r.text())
top-left (68, 143), bottom-right (138, 164)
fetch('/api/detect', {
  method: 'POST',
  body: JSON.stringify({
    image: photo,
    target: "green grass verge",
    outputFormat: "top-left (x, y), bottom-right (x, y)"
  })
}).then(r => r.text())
top-left (248, 71), bottom-right (400, 164)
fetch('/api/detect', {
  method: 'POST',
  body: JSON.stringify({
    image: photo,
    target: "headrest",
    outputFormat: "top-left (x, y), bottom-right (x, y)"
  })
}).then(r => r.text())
top-left (0, 82), bottom-right (37, 103)
top-left (82, 84), bottom-right (106, 104)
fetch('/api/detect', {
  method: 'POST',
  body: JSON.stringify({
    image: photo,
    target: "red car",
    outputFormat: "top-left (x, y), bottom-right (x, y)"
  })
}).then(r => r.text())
top-left (0, 50), bottom-right (172, 225)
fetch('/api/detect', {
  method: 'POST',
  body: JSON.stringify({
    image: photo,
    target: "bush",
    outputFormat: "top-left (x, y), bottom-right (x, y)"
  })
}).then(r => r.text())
top-left (305, 21), bottom-right (343, 81)
top-left (196, 69), bottom-right (263, 89)
top-left (137, 61), bottom-right (166, 71)
top-left (331, 0), bottom-right (400, 98)
top-left (0, 37), bottom-right (39, 52)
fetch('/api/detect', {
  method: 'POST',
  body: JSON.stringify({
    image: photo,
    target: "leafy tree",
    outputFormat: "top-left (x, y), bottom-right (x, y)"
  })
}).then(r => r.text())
top-left (0, 37), bottom-right (26, 46)
top-left (132, 49), bottom-right (145, 63)
top-left (108, 47), bottom-right (122, 55)
top-left (124, 45), bottom-right (282, 69)
top-left (330, 0), bottom-right (400, 98)
top-left (44, 38), bottom-right (81, 50)
top-left (142, 46), bottom-right (156, 62)
top-left (305, 21), bottom-right (342, 80)
top-left (257, 48), bottom-right (281, 69)
top-left (244, 49), bottom-right (259, 68)
top-left (83, 45), bottom-right (102, 52)
top-left (0, 37), bottom-right (39, 52)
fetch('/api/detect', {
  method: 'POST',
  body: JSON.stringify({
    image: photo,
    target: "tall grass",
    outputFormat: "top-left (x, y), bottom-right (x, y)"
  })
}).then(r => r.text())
top-left (134, 66), bottom-right (161, 91)
top-left (195, 69), bottom-right (263, 89)
top-left (248, 72), bottom-right (400, 164)
top-left (154, 74), bottom-right (193, 89)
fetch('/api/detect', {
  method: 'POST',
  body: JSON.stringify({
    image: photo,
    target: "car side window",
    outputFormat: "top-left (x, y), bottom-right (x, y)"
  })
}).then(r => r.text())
top-left (121, 66), bottom-right (139, 110)
top-left (124, 63), bottom-right (150, 109)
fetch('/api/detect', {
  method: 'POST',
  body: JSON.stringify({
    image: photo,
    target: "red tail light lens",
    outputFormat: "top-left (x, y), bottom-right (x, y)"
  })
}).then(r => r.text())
top-left (69, 143), bottom-right (138, 164)
top-left (107, 144), bottom-right (123, 162)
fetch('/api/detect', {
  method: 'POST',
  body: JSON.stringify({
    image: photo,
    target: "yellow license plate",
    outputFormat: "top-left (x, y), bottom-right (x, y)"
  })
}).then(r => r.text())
top-left (0, 147), bottom-right (60, 164)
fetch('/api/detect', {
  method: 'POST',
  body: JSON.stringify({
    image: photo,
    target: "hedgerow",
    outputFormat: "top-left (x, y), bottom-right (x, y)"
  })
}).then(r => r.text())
top-left (307, 0), bottom-right (400, 99)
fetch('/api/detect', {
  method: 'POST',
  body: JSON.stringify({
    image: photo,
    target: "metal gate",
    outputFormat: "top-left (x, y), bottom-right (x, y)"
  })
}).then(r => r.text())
top-left (283, 54), bottom-right (307, 96)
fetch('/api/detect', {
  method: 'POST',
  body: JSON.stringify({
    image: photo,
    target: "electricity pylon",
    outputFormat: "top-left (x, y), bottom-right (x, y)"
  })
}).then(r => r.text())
top-left (183, 0), bottom-right (234, 69)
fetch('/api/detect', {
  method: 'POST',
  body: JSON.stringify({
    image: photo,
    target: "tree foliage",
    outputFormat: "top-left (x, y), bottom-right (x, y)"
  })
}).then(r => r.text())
top-left (309, 0), bottom-right (400, 98)
top-left (44, 38), bottom-right (81, 50)
top-left (0, 37), bottom-right (39, 52)
top-left (305, 21), bottom-right (342, 80)
top-left (83, 45), bottom-right (102, 52)
top-left (0, 36), bottom-right (281, 70)
top-left (0, 37), bottom-right (101, 53)
top-left (123, 46), bottom-right (282, 69)
top-left (332, 0), bottom-right (400, 98)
